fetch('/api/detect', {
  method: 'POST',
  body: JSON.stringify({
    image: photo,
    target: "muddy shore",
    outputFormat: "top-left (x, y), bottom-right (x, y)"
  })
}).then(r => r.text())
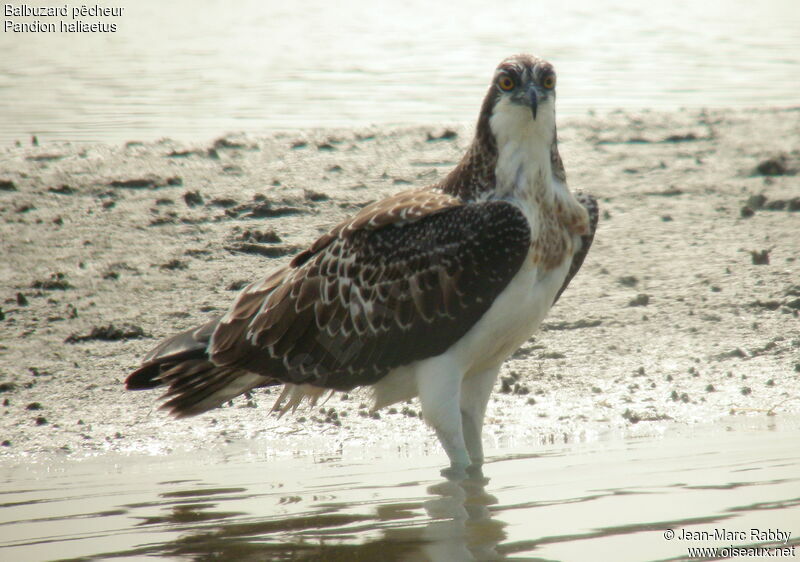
top-left (1, 107), bottom-right (798, 465)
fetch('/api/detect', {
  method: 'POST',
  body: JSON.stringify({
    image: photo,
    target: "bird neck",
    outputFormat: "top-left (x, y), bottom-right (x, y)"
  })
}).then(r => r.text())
top-left (439, 100), bottom-right (564, 207)
top-left (438, 106), bottom-right (497, 201)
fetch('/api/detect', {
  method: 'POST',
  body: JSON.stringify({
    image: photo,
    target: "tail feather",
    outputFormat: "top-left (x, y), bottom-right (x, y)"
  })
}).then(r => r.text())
top-left (126, 317), bottom-right (221, 391)
top-left (163, 369), bottom-right (266, 418)
top-left (125, 316), bottom-right (275, 417)
top-left (271, 384), bottom-right (330, 417)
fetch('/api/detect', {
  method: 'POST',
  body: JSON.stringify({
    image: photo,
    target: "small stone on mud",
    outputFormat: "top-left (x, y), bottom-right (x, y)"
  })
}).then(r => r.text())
top-left (628, 294), bottom-right (650, 307)
top-left (35, 416), bottom-right (47, 426)
top-left (183, 190), bottom-right (204, 207)
top-left (213, 137), bottom-right (248, 150)
top-left (304, 189), bottom-right (329, 202)
top-left (764, 199), bottom-right (787, 211)
top-left (209, 197), bottom-right (238, 208)
top-left (236, 229), bottom-right (281, 244)
top-left (110, 176), bottom-right (182, 189)
top-left (160, 259), bottom-right (188, 270)
top-left (31, 272), bottom-right (73, 290)
top-left (716, 348), bottom-right (747, 360)
top-left (426, 129), bottom-right (458, 142)
top-left (245, 201), bottom-right (305, 218)
top-left (750, 250), bottom-right (770, 265)
top-left (225, 243), bottom-right (297, 258)
top-left (746, 194), bottom-right (767, 210)
top-left (25, 402), bottom-right (42, 410)
top-left (65, 323), bottom-right (147, 343)
top-left (622, 409), bottom-right (641, 424)
top-left (513, 384), bottom-right (530, 395)
top-left (748, 300), bottom-right (781, 311)
top-left (48, 185), bottom-right (74, 195)
top-left (663, 133), bottom-right (698, 143)
top-left (754, 155), bottom-right (793, 176)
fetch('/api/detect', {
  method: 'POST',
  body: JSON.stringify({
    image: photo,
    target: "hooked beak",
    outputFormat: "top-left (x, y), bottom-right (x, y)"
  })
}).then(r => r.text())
top-left (527, 83), bottom-right (539, 120)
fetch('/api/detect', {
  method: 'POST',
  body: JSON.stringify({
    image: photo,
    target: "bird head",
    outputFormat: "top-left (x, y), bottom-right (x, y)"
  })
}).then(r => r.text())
top-left (484, 54), bottom-right (558, 147)
top-left (440, 54), bottom-right (561, 200)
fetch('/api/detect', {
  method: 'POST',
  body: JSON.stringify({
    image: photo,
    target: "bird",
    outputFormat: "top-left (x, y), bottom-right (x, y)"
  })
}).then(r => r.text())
top-left (126, 54), bottom-right (598, 480)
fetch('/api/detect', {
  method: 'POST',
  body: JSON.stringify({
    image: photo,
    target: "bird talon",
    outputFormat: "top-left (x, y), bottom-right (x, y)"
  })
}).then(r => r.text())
top-left (466, 463), bottom-right (486, 481)
top-left (441, 465), bottom-right (469, 481)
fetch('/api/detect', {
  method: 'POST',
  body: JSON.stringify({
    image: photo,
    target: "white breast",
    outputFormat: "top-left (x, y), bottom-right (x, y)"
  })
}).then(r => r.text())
top-left (449, 242), bottom-right (571, 375)
top-left (370, 244), bottom-right (571, 410)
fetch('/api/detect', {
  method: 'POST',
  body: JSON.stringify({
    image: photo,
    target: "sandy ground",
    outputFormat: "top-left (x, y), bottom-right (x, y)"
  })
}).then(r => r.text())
top-left (0, 107), bottom-right (798, 465)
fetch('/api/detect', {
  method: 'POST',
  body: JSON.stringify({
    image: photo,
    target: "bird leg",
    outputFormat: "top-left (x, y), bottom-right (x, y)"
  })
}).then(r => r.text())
top-left (460, 367), bottom-right (500, 479)
top-left (416, 362), bottom-right (470, 480)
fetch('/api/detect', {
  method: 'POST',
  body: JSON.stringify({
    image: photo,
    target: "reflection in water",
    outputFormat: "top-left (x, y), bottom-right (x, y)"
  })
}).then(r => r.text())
top-left (108, 477), bottom-right (504, 560)
top-left (419, 479), bottom-right (504, 561)
top-left (1, 419), bottom-right (799, 561)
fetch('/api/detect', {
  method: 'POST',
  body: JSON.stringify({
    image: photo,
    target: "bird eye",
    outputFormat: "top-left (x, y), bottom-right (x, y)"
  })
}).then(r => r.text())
top-left (498, 75), bottom-right (515, 91)
top-left (542, 74), bottom-right (556, 90)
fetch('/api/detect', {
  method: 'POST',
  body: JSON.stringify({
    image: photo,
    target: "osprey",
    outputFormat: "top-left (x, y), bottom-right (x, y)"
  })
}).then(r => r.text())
top-left (126, 54), bottom-right (598, 480)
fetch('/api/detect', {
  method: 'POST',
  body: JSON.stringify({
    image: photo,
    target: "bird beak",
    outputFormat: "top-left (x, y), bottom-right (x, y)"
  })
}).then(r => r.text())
top-left (527, 83), bottom-right (539, 120)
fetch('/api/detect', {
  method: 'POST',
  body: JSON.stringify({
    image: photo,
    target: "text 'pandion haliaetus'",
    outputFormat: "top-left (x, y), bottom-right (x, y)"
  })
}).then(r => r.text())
top-left (126, 54), bottom-right (599, 480)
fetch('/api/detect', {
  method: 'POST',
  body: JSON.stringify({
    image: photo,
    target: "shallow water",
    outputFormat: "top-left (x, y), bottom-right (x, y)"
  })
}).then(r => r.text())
top-left (1, 417), bottom-right (798, 561)
top-left (1, 0), bottom-right (798, 143)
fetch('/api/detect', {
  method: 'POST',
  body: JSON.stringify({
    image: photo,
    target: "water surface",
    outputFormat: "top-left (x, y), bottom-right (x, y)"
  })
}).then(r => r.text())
top-left (1, 417), bottom-right (798, 561)
top-left (1, 0), bottom-right (798, 143)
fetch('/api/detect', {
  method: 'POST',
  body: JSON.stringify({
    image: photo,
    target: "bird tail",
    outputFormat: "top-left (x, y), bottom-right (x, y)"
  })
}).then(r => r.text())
top-left (125, 316), bottom-right (271, 417)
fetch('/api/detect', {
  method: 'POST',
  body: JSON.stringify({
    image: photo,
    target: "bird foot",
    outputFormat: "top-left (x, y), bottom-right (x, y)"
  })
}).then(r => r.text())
top-left (440, 464), bottom-right (469, 481)
top-left (441, 462), bottom-right (488, 482)
top-left (465, 463), bottom-right (488, 483)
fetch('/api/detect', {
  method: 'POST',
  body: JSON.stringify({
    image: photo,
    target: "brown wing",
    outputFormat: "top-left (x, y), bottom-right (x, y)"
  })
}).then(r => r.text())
top-left (290, 188), bottom-right (461, 267)
top-left (553, 192), bottom-right (598, 304)
top-left (208, 192), bottom-right (532, 390)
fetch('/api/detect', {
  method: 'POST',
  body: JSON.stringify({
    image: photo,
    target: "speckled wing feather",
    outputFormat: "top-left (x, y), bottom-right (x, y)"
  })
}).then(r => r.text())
top-left (290, 188), bottom-right (460, 267)
top-left (208, 190), bottom-right (532, 391)
top-left (553, 192), bottom-right (598, 304)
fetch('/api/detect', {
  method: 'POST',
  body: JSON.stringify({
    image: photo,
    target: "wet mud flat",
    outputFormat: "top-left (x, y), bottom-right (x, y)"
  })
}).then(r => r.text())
top-left (0, 107), bottom-right (798, 462)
